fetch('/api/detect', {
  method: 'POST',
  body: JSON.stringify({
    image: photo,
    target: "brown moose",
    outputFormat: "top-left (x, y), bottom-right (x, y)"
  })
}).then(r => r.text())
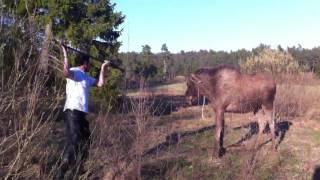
top-left (185, 64), bottom-right (277, 157)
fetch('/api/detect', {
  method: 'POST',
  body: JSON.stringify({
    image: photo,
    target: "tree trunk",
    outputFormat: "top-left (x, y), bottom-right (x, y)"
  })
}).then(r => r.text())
top-left (1, 70), bottom-right (3, 92)
top-left (39, 23), bottom-right (52, 73)
top-left (139, 76), bottom-right (145, 91)
top-left (0, 44), bottom-right (4, 91)
top-left (163, 58), bottom-right (167, 80)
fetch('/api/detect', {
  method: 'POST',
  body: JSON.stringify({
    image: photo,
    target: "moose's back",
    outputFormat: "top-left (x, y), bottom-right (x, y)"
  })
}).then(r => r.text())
top-left (185, 65), bottom-right (276, 113)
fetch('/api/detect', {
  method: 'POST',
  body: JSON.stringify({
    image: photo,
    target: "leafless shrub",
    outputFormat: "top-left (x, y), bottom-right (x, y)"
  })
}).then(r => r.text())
top-left (240, 48), bottom-right (320, 120)
top-left (77, 87), bottom-right (159, 179)
top-left (0, 42), bottom-right (65, 179)
top-left (276, 72), bottom-right (318, 85)
top-left (240, 48), bottom-right (301, 75)
top-left (0, 25), bottom-right (168, 179)
top-left (274, 74), bottom-right (320, 120)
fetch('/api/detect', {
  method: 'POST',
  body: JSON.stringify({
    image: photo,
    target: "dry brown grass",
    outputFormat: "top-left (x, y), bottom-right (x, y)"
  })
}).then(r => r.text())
top-left (2, 73), bottom-right (320, 179)
top-left (130, 72), bottom-right (320, 179)
top-left (274, 73), bottom-right (320, 120)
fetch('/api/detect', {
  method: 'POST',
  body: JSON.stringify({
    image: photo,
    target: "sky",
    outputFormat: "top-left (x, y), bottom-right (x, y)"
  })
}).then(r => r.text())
top-left (114, 0), bottom-right (320, 53)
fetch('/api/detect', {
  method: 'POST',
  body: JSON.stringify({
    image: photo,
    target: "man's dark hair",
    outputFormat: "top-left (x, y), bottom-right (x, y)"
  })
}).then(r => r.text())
top-left (75, 54), bottom-right (90, 66)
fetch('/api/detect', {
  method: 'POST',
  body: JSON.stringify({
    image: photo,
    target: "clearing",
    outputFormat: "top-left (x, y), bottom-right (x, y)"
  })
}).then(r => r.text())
top-left (125, 81), bottom-right (320, 179)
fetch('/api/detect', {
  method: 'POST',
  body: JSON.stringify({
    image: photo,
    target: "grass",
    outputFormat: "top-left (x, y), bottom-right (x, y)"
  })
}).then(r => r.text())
top-left (126, 82), bottom-right (186, 97)
top-left (3, 69), bottom-right (320, 179)
top-left (129, 79), bottom-right (320, 180)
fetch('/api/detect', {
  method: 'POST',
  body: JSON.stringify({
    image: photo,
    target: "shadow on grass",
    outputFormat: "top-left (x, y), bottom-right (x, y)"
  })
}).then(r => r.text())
top-left (141, 125), bottom-right (214, 179)
top-left (313, 166), bottom-right (320, 180)
top-left (119, 95), bottom-right (188, 116)
top-left (143, 120), bottom-right (293, 157)
top-left (143, 125), bottom-right (215, 156)
top-left (228, 120), bottom-right (292, 149)
top-left (141, 157), bottom-right (191, 180)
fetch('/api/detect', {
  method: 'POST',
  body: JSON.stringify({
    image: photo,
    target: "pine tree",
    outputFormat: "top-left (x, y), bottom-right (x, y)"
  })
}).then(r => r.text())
top-left (2, 0), bottom-right (125, 105)
top-left (3, 0), bottom-right (124, 68)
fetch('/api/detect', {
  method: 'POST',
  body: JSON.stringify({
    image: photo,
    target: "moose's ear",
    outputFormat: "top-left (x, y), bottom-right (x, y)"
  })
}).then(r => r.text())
top-left (190, 74), bottom-right (202, 84)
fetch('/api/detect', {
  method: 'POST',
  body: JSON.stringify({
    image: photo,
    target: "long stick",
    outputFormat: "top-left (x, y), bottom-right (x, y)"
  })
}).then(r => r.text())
top-left (62, 44), bottom-right (125, 72)
top-left (62, 44), bottom-right (101, 61)
top-left (54, 39), bottom-right (124, 72)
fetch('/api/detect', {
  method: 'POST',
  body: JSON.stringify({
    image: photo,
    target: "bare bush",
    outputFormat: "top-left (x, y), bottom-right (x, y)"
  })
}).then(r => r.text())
top-left (274, 82), bottom-right (320, 120)
top-left (241, 48), bottom-right (300, 74)
top-left (276, 72), bottom-right (319, 85)
top-left (78, 88), bottom-right (159, 179)
top-left (240, 48), bottom-right (320, 120)
top-left (0, 42), bottom-right (65, 179)
top-left (0, 22), bottom-right (165, 179)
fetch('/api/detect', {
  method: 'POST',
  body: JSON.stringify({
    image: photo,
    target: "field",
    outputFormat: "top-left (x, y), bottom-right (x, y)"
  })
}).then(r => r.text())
top-left (2, 75), bottom-right (320, 180)
top-left (103, 77), bottom-right (320, 180)
top-left (4, 1), bottom-right (320, 179)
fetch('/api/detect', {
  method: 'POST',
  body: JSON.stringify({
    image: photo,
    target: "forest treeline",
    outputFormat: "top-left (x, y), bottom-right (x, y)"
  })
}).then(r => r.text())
top-left (119, 44), bottom-right (320, 88)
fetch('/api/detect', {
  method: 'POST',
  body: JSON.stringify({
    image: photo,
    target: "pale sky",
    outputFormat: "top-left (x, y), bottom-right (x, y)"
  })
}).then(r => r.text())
top-left (114, 0), bottom-right (320, 53)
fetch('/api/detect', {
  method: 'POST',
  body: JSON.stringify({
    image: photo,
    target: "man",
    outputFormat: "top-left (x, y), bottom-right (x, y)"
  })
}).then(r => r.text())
top-left (61, 44), bottom-right (109, 164)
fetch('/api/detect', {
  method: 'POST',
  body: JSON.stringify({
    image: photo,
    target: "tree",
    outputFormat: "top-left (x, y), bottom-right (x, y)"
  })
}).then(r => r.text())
top-left (142, 44), bottom-right (152, 62)
top-left (2, 0), bottom-right (125, 105)
top-left (161, 43), bottom-right (170, 80)
top-left (133, 45), bottom-right (158, 88)
top-left (3, 0), bottom-right (124, 69)
top-left (277, 45), bottom-right (284, 52)
top-left (0, 44), bottom-right (4, 90)
top-left (252, 43), bottom-right (270, 55)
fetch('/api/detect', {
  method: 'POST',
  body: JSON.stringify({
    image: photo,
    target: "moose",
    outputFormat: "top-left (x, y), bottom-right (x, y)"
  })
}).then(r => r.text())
top-left (185, 64), bottom-right (277, 157)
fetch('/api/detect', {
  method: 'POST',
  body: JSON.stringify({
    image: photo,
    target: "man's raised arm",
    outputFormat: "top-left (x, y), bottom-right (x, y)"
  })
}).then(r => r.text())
top-left (62, 45), bottom-right (74, 79)
top-left (96, 61), bottom-right (109, 87)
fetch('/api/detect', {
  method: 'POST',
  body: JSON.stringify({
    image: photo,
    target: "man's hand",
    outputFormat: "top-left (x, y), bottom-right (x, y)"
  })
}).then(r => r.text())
top-left (101, 60), bottom-right (110, 70)
top-left (61, 44), bottom-right (68, 64)
top-left (102, 60), bottom-right (110, 69)
top-left (61, 45), bottom-right (67, 54)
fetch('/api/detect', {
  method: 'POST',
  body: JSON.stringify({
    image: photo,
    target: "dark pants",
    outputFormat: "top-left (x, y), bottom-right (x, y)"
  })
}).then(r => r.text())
top-left (63, 109), bottom-right (90, 164)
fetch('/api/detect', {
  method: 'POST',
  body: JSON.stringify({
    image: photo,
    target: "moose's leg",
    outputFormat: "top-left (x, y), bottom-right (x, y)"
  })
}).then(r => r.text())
top-left (255, 109), bottom-right (267, 150)
top-left (265, 108), bottom-right (276, 150)
top-left (214, 108), bottom-right (225, 157)
top-left (201, 96), bottom-right (206, 119)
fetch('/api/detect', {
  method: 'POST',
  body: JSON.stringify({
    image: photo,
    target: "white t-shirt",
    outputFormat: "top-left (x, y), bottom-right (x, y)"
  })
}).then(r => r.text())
top-left (63, 67), bottom-right (96, 113)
